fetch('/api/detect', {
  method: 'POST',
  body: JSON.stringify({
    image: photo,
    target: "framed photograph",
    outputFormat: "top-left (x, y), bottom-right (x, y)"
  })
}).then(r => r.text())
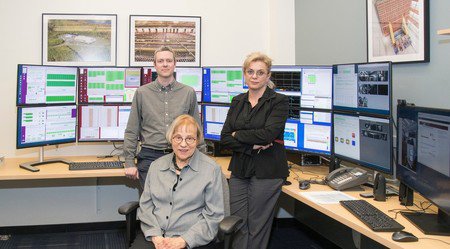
top-left (129, 15), bottom-right (201, 67)
top-left (367, 0), bottom-right (429, 63)
top-left (42, 14), bottom-right (117, 66)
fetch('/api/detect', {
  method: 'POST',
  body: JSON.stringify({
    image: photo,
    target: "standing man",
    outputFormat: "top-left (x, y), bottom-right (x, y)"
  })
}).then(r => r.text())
top-left (123, 46), bottom-right (202, 189)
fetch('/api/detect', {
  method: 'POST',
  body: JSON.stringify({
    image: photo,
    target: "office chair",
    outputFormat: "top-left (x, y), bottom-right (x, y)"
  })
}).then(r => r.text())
top-left (118, 173), bottom-right (242, 249)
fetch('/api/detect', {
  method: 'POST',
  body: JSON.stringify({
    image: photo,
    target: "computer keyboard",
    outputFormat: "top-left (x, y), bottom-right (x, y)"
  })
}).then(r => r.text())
top-left (68, 161), bottom-right (124, 170)
top-left (340, 200), bottom-right (405, 232)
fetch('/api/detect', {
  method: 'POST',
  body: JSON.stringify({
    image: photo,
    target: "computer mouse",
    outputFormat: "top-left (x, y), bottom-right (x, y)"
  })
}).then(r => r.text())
top-left (392, 231), bottom-right (418, 242)
top-left (299, 180), bottom-right (311, 190)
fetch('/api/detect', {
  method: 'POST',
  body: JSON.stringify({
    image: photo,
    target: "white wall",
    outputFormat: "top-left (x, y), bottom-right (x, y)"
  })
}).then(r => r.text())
top-left (0, 0), bottom-right (296, 226)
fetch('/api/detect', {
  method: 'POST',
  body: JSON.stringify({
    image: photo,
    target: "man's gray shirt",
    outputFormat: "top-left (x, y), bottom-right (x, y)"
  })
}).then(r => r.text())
top-left (123, 80), bottom-right (201, 168)
top-left (138, 150), bottom-right (225, 248)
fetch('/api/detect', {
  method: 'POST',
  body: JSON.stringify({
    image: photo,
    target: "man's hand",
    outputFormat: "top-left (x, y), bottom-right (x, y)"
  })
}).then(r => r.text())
top-left (161, 237), bottom-right (186, 249)
top-left (124, 167), bottom-right (139, 180)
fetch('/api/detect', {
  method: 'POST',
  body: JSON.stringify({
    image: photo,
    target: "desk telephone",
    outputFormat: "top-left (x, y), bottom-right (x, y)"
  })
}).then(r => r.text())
top-left (326, 167), bottom-right (369, 191)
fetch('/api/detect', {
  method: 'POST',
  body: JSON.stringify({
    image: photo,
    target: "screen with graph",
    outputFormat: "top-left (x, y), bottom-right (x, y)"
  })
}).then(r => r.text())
top-left (78, 67), bottom-right (141, 104)
top-left (78, 105), bottom-right (131, 142)
top-left (284, 110), bottom-right (332, 155)
top-left (17, 65), bottom-right (78, 105)
top-left (176, 67), bottom-right (203, 102)
top-left (17, 105), bottom-right (77, 148)
top-left (202, 104), bottom-right (230, 141)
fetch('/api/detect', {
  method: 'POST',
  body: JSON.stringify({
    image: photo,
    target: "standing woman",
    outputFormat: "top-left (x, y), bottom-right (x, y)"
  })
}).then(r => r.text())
top-left (220, 52), bottom-right (289, 249)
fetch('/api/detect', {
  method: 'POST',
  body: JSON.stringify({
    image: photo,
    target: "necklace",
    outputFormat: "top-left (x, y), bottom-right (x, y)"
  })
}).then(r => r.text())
top-left (172, 156), bottom-right (182, 171)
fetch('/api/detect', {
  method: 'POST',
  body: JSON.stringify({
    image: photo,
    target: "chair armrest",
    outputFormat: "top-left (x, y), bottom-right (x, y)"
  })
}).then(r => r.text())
top-left (219, 215), bottom-right (243, 235)
top-left (118, 201), bottom-right (139, 215)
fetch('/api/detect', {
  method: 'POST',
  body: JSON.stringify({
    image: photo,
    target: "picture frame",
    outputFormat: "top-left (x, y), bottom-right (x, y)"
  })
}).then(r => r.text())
top-left (42, 13), bottom-right (117, 66)
top-left (129, 15), bottom-right (201, 67)
top-left (367, 0), bottom-right (429, 64)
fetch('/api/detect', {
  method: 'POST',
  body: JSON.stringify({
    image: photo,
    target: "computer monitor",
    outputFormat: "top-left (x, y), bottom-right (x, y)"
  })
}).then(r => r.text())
top-left (78, 105), bottom-right (131, 142)
top-left (300, 66), bottom-right (333, 110)
top-left (284, 110), bottom-right (332, 155)
top-left (202, 66), bottom-right (244, 103)
top-left (271, 66), bottom-right (302, 118)
top-left (78, 67), bottom-right (141, 104)
top-left (142, 67), bottom-right (158, 85)
top-left (333, 62), bottom-right (391, 116)
top-left (17, 105), bottom-right (77, 148)
top-left (175, 67), bottom-right (203, 102)
top-left (17, 64), bottom-right (78, 105)
top-left (333, 112), bottom-right (393, 174)
top-left (202, 104), bottom-right (230, 141)
top-left (396, 104), bottom-right (450, 235)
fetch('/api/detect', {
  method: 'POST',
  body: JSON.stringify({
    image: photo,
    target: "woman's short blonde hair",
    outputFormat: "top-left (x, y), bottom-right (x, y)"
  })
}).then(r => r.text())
top-left (242, 52), bottom-right (276, 89)
top-left (166, 114), bottom-right (203, 144)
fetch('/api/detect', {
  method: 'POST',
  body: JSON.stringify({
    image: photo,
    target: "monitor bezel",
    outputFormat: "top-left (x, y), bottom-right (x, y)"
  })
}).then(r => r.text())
top-left (332, 61), bottom-right (392, 116)
top-left (332, 111), bottom-right (394, 175)
top-left (16, 64), bottom-right (79, 106)
top-left (16, 105), bottom-right (77, 149)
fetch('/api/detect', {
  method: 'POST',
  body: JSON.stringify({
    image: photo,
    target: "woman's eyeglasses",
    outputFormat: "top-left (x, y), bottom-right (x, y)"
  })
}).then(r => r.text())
top-left (172, 136), bottom-right (197, 145)
top-left (246, 69), bottom-right (267, 77)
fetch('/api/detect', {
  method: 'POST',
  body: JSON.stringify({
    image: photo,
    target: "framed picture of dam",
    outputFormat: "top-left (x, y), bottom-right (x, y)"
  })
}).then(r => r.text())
top-left (42, 14), bottom-right (117, 66)
top-left (129, 15), bottom-right (201, 67)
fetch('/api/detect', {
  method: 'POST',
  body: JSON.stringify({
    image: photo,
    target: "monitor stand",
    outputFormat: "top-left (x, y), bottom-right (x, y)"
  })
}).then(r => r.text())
top-left (401, 210), bottom-right (450, 236)
top-left (19, 147), bottom-right (72, 172)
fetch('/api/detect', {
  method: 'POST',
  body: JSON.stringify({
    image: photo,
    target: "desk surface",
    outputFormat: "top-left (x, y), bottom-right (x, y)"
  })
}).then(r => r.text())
top-left (1, 156), bottom-right (449, 248)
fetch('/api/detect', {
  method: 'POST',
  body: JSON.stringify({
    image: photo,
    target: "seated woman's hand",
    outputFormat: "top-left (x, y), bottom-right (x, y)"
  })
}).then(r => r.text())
top-left (151, 236), bottom-right (164, 249)
top-left (161, 237), bottom-right (186, 249)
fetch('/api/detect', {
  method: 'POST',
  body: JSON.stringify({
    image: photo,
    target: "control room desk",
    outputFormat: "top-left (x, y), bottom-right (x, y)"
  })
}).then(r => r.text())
top-left (1, 156), bottom-right (449, 248)
top-left (0, 156), bottom-right (125, 180)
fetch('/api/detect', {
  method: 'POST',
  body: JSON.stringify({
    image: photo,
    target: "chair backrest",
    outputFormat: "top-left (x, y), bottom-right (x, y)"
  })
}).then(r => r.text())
top-left (221, 173), bottom-right (230, 217)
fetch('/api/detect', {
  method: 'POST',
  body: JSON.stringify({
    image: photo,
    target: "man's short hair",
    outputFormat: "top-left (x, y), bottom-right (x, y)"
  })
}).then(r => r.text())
top-left (154, 46), bottom-right (176, 61)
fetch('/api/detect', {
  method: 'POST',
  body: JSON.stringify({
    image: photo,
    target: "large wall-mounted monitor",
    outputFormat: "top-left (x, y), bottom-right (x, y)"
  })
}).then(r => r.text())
top-left (333, 112), bottom-right (393, 174)
top-left (78, 67), bottom-right (141, 104)
top-left (17, 65), bottom-right (78, 105)
top-left (78, 105), bottom-right (131, 142)
top-left (202, 66), bottom-right (244, 103)
top-left (176, 67), bottom-right (203, 102)
top-left (284, 110), bottom-right (332, 155)
top-left (17, 105), bottom-right (77, 149)
top-left (333, 62), bottom-right (391, 116)
top-left (396, 104), bottom-right (450, 235)
top-left (202, 104), bottom-right (230, 141)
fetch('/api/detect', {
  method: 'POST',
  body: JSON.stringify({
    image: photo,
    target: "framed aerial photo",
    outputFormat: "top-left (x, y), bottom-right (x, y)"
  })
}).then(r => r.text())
top-left (42, 14), bottom-right (117, 66)
top-left (129, 15), bottom-right (201, 67)
top-left (367, 0), bottom-right (429, 63)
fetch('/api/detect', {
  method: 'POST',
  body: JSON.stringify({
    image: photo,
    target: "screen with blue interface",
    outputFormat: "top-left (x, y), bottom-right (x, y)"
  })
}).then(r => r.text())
top-left (202, 104), bottom-right (230, 141)
top-left (202, 67), bottom-right (244, 103)
top-left (78, 105), bottom-right (131, 142)
top-left (78, 67), bottom-right (141, 104)
top-left (333, 112), bottom-right (393, 174)
top-left (17, 65), bottom-right (78, 105)
top-left (17, 105), bottom-right (77, 148)
top-left (333, 62), bottom-right (391, 115)
top-left (284, 110), bottom-right (332, 155)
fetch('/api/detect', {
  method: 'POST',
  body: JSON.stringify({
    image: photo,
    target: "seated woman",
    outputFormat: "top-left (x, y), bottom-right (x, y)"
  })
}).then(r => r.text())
top-left (131, 114), bottom-right (225, 249)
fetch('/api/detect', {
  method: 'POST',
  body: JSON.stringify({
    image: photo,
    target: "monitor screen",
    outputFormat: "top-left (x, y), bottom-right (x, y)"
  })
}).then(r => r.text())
top-left (78, 105), bottom-right (131, 142)
top-left (271, 66), bottom-right (302, 118)
top-left (333, 113), bottom-right (393, 174)
top-left (300, 66), bottom-right (333, 109)
top-left (142, 67), bottom-right (158, 85)
top-left (333, 62), bottom-right (391, 115)
top-left (17, 64), bottom-right (77, 105)
top-left (202, 104), bottom-right (230, 141)
top-left (78, 67), bottom-right (141, 104)
top-left (202, 67), bottom-right (244, 103)
top-left (175, 67), bottom-right (203, 102)
top-left (397, 104), bottom-right (450, 218)
top-left (284, 110), bottom-right (332, 155)
top-left (17, 105), bottom-right (77, 148)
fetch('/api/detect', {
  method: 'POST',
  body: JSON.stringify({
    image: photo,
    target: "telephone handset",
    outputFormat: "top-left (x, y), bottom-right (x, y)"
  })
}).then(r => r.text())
top-left (326, 167), bottom-right (369, 191)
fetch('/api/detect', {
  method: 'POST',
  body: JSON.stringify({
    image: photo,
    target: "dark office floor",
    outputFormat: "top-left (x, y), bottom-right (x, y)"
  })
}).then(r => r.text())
top-left (0, 219), bottom-right (339, 249)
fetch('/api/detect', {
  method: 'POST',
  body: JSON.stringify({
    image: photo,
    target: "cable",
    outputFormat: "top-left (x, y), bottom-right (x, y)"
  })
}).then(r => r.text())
top-left (416, 238), bottom-right (450, 245)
